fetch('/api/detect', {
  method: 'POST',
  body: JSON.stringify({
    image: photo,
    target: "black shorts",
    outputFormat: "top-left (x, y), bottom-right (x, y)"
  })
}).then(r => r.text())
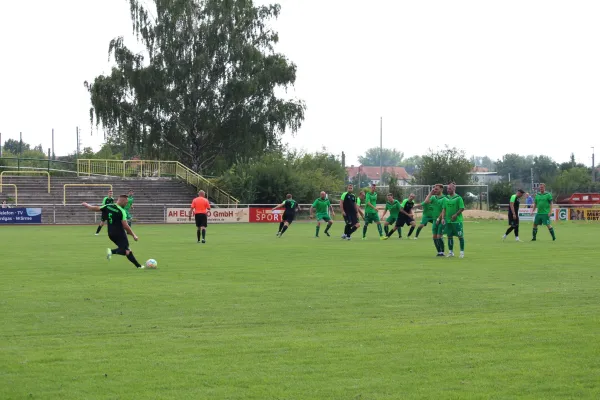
top-left (282, 212), bottom-right (295, 224)
top-left (344, 213), bottom-right (359, 226)
top-left (508, 213), bottom-right (519, 227)
top-left (109, 233), bottom-right (129, 251)
top-left (195, 213), bottom-right (208, 227)
top-left (396, 215), bottom-right (414, 227)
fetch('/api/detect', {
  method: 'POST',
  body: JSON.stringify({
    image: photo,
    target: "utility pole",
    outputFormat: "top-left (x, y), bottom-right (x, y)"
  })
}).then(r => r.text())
top-left (379, 117), bottom-right (383, 185)
top-left (531, 168), bottom-right (534, 193)
top-left (52, 128), bottom-right (55, 160)
top-left (592, 147), bottom-right (595, 182)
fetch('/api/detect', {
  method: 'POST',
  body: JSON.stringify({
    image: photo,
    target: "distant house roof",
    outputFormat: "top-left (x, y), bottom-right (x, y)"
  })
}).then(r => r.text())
top-left (472, 166), bottom-right (488, 172)
top-left (346, 165), bottom-right (411, 181)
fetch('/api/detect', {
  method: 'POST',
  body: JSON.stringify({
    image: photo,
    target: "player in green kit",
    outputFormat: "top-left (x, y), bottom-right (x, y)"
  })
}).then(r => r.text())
top-left (310, 191), bottom-right (334, 237)
top-left (531, 183), bottom-right (556, 241)
top-left (362, 183), bottom-right (384, 240)
top-left (380, 193), bottom-right (402, 236)
top-left (412, 196), bottom-right (434, 239)
top-left (124, 189), bottom-right (134, 226)
top-left (424, 184), bottom-right (446, 256)
top-left (441, 182), bottom-right (465, 258)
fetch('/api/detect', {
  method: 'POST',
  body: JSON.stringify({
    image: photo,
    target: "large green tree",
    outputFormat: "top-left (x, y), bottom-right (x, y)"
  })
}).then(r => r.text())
top-left (358, 148), bottom-right (404, 166)
top-left (414, 147), bottom-right (473, 185)
top-left (495, 154), bottom-right (535, 182)
top-left (86, 0), bottom-right (305, 173)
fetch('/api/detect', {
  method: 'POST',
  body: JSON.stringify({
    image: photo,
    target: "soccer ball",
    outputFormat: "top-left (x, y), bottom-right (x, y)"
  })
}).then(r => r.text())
top-left (145, 259), bottom-right (158, 269)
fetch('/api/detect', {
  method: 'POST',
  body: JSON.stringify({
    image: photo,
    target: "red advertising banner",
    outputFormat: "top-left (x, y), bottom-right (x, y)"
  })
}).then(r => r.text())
top-left (249, 208), bottom-right (283, 223)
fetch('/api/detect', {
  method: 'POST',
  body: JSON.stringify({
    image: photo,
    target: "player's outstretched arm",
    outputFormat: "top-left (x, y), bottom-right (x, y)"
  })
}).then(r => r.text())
top-left (272, 202), bottom-right (284, 211)
top-left (121, 220), bottom-right (138, 241)
top-left (82, 202), bottom-right (101, 212)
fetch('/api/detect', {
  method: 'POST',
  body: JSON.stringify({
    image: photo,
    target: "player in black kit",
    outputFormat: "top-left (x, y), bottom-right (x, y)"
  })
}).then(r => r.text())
top-left (385, 193), bottom-right (418, 238)
top-left (273, 194), bottom-right (300, 237)
top-left (339, 184), bottom-right (365, 240)
top-left (503, 189), bottom-right (524, 242)
top-left (82, 194), bottom-right (143, 268)
top-left (95, 189), bottom-right (114, 235)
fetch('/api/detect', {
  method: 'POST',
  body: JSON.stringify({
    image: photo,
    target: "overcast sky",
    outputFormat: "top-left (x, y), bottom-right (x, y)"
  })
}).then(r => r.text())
top-left (1, 0), bottom-right (598, 167)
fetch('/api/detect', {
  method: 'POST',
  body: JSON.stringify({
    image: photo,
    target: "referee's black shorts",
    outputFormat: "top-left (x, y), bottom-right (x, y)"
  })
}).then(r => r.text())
top-left (109, 233), bottom-right (130, 252)
top-left (195, 213), bottom-right (208, 227)
top-left (508, 213), bottom-right (519, 227)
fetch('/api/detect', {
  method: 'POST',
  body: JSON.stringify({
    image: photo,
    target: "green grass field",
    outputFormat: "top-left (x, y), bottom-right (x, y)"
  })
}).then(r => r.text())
top-left (1, 221), bottom-right (599, 399)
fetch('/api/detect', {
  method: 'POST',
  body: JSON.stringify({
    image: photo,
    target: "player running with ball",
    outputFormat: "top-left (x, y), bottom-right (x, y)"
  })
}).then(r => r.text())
top-left (82, 195), bottom-right (143, 268)
top-left (310, 191), bottom-right (334, 237)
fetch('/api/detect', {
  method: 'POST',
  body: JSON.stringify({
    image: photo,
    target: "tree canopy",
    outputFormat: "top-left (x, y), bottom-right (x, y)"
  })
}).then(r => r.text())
top-left (358, 147), bottom-right (404, 167)
top-left (414, 147), bottom-right (473, 185)
top-left (86, 0), bottom-right (305, 173)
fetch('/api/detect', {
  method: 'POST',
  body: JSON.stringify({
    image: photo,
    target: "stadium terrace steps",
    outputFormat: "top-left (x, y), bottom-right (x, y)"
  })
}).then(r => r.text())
top-left (0, 176), bottom-right (199, 224)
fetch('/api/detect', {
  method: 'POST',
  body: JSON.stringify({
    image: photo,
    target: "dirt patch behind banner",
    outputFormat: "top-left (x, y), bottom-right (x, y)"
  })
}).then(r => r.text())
top-left (463, 210), bottom-right (505, 220)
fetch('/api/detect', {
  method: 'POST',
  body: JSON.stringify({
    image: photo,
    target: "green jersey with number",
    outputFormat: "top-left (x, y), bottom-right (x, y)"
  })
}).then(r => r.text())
top-left (385, 200), bottom-right (402, 218)
top-left (365, 192), bottom-right (378, 214)
top-left (312, 198), bottom-right (331, 215)
top-left (535, 192), bottom-right (553, 214)
top-left (443, 194), bottom-right (465, 223)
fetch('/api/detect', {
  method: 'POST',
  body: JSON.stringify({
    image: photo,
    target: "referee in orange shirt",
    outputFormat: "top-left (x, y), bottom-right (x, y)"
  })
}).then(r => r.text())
top-left (189, 190), bottom-right (210, 243)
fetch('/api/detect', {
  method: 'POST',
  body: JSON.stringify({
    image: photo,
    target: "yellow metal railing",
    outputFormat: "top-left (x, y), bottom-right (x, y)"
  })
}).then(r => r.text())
top-left (64, 184), bottom-right (113, 205)
top-left (0, 171), bottom-right (50, 193)
top-left (76, 159), bottom-right (239, 205)
top-left (0, 184), bottom-right (18, 205)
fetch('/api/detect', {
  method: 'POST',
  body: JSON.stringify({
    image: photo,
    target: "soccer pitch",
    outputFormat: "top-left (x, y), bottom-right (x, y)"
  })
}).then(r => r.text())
top-left (1, 221), bottom-right (599, 399)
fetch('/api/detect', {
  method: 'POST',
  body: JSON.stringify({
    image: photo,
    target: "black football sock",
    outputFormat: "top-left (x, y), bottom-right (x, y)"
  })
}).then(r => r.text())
top-left (324, 224), bottom-right (331, 234)
top-left (280, 225), bottom-right (288, 236)
top-left (126, 251), bottom-right (142, 268)
top-left (344, 224), bottom-right (350, 235)
top-left (408, 226), bottom-right (415, 237)
top-left (415, 227), bottom-right (422, 238)
top-left (532, 227), bottom-right (538, 239)
top-left (96, 225), bottom-right (102, 234)
top-left (387, 228), bottom-right (395, 237)
top-left (398, 227), bottom-right (402, 237)
top-left (514, 226), bottom-right (519, 237)
top-left (362, 225), bottom-right (368, 237)
top-left (197, 230), bottom-right (200, 241)
top-left (201, 230), bottom-right (206, 239)
top-left (349, 226), bottom-right (358, 236)
top-left (549, 227), bottom-right (556, 240)
top-left (505, 227), bottom-right (514, 236)
top-left (439, 238), bottom-right (445, 252)
top-left (278, 222), bottom-right (284, 232)
top-left (111, 248), bottom-right (119, 255)
top-left (384, 225), bottom-right (389, 235)
top-left (433, 238), bottom-right (440, 252)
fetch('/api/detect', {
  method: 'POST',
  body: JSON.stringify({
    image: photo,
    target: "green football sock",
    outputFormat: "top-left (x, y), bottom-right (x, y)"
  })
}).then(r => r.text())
top-left (433, 238), bottom-right (440, 252)
top-left (416, 227), bottom-right (422, 238)
top-left (549, 227), bottom-right (556, 240)
top-left (448, 238), bottom-right (454, 251)
top-left (532, 228), bottom-right (538, 239)
top-left (377, 224), bottom-right (383, 236)
top-left (315, 225), bottom-right (320, 236)
top-left (459, 237), bottom-right (465, 251)
top-left (362, 225), bottom-right (368, 237)
top-left (439, 238), bottom-right (445, 252)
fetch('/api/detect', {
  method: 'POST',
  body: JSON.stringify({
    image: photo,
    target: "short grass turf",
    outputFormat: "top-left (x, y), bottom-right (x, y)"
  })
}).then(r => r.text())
top-left (1, 221), bottom-right (599, 399)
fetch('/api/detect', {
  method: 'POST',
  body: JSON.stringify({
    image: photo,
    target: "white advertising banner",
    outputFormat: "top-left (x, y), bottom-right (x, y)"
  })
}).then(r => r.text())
top-left (517, 208), bottom-right (557, 221)
top-left (166, 208), bottom-right (250, 223)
